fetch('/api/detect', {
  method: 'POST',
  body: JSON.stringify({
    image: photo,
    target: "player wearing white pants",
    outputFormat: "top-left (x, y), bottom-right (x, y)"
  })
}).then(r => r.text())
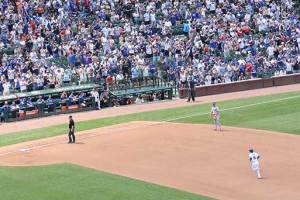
top-left (249, 149), bottom-right (262, 179)
top-left (211, 102), bottom-right (221, 131)
top-left (90, 88), bottom-right (101, 110)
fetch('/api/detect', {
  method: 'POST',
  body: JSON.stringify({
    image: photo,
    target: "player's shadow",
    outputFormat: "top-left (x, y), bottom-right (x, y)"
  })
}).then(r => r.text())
top-left (74, 142), bottom-right (85, 145)
top-left (219, 129), bottom-right (229, 132)
top-left (193, 100), bottom-right (202, 103)
top-left (257, 177), bottom-right (268, 180)
top-left (261, 176), bottom-right (268, 180)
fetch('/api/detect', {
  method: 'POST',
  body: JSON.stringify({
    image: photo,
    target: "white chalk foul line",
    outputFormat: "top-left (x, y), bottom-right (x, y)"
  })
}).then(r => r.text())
top-left (0, 141), bottom-right (69, 157)
top-left (0, 93), bottom-right (299, 158)
top-left (164, 94), bottom-right (300, 122)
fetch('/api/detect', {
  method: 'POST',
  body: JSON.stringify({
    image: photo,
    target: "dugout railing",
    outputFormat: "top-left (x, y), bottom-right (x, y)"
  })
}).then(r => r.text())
top-left (0, 84), bottom-right (103, 122)
top-left (0, 77), bottom-right (175, 122)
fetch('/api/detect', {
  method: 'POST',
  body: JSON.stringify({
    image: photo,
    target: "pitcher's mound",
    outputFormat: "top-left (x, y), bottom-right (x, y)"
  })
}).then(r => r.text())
top-left (0, 121), bottom-right (300, 200)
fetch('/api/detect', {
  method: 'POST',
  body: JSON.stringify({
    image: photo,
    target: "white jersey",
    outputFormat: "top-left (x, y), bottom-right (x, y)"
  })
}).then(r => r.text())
top-left (211, 106), bottom-right (220, 119)
top-left (20, 80), bottom-right (27, 91)
top-left (8, 69), bottom-right (15, 80)
top-left (249, 152), bottom-right (260, 171)
top-left (91, 90), bottom-right (100, 101)
top-left (3, 82), bottom-right (10, 95)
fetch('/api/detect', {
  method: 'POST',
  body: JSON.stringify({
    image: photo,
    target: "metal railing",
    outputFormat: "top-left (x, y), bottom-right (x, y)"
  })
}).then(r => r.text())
top-left (0, 97), bottom-right (97, 122)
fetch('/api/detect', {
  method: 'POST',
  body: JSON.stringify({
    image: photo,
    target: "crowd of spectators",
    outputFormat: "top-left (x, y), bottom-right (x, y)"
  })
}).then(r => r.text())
top-left (1, 0), bottom-right (300, 96)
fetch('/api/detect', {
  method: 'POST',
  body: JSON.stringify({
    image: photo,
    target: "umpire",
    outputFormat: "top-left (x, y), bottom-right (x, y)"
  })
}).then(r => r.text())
top-left (187, 77), bottom-right (195, 102)
top-left (68, 115), bottom-right (76, 143)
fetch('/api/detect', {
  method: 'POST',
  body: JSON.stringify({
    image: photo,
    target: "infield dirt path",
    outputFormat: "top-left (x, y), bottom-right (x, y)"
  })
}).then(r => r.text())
top-left (1, 83), bottom-right (300, 135)
top-left (0, 121), bottom-right (300, 200)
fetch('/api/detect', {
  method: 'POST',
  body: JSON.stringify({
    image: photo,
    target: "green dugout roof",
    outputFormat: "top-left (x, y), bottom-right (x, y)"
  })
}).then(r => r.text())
top-left (0, 84), bottom-right (101, 102)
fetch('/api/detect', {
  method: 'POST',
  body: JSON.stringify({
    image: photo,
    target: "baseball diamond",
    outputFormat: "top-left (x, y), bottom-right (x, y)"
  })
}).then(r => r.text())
top-left (0, 84), bottom-right (300, 200)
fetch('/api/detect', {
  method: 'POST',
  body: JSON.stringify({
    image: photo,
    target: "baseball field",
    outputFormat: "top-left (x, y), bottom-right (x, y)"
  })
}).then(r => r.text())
top-left (0, 84), bottom-right (300, 200)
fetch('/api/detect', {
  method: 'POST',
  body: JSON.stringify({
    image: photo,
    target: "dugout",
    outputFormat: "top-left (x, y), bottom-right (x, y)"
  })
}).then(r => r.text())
top-left (109, 84), bottom-right (174, 106)
top-left (0, 84), bottom-right (103, 122)
top-left (0, 77), bottom-right (175, 122)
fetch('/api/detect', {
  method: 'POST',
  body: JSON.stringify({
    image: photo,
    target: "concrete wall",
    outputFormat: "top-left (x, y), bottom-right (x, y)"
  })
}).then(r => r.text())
top-left (179, 73), bottom-right (300, 98)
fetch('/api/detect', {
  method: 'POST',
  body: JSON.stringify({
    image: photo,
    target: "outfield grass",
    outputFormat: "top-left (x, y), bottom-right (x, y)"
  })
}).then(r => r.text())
top-left (0, 91), bottom-right (300, 147)
top-left (176, 92), bottom-right (300, 133)
top-left (0, 164), bottom-right (213, 200)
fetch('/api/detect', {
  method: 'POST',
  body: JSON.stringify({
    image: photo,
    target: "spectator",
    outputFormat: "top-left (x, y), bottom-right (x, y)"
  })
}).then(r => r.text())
top-left (0, 0), bottom-right (299, 98)
top-left (2, 81), bottom-right (10, 96)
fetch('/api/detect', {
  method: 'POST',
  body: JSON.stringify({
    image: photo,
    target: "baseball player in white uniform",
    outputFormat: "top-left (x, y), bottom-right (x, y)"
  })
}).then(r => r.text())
top-left (90, 88), bottom-right (101, 110)
top-left (248, 149), bottom-right (262, 179)
top-left (211, 102), bottom-right (221, 131)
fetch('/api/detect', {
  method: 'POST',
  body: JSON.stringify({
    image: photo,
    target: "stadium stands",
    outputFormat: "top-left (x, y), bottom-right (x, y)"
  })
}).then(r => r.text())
top-left (0, 0), bottom-right (300, 121)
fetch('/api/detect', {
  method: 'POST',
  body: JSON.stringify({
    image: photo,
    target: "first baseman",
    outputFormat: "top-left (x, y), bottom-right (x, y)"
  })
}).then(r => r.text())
top-left (248, 149), bottom-right (262, 179)
top-left (211, 102), bottom-right (221, 131)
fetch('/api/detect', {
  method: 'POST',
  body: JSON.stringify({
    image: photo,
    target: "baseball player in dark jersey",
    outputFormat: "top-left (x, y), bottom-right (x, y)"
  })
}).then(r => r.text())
top-left (68, 115), bottom-right (75, 143)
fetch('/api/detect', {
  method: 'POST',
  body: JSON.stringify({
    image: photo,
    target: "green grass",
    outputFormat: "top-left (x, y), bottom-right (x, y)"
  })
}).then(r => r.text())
top-left (0, 164), bottom-right (213, 200)
top-left (1, 91), bottom-right (300, 147)
top-left (1, 91), bottom-right (300, 200)
top-left (176, 92), bottom-right (300, 134)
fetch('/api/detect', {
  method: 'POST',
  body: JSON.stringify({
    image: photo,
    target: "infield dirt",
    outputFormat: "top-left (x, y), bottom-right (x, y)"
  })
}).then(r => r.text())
top-left (0, 121), bottom-right (300, 200)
